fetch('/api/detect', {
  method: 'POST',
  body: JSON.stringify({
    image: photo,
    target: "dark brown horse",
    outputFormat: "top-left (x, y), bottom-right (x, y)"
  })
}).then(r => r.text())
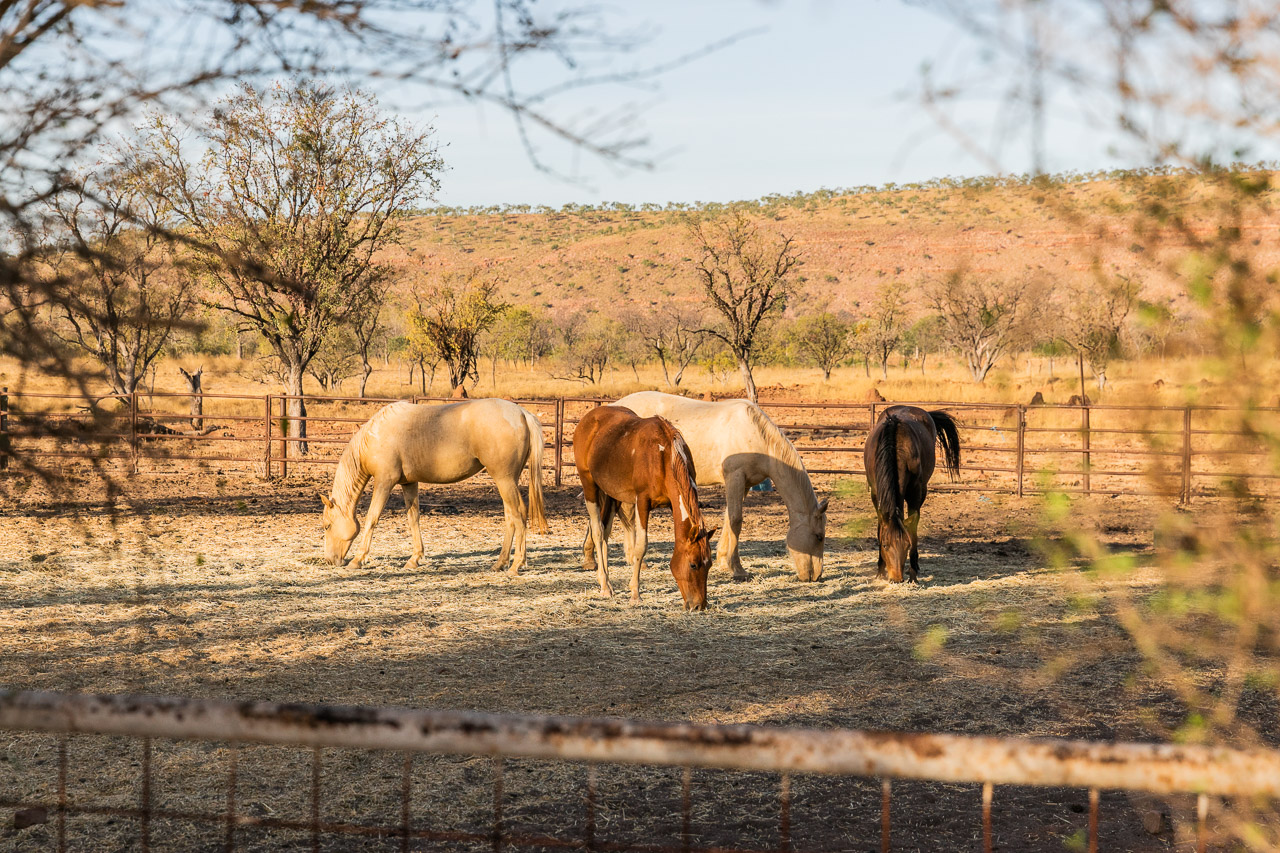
top-left (575, 405), bottom-right (717, 610)
top-left (864, 405), bottom-right (961, 582)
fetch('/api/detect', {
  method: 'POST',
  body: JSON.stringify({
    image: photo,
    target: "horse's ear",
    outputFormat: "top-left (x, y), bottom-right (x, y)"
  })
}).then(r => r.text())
top-left (319, 493), bottom-right (334, 509)
top-left (701, 526), bottom-right (719, 542)
top-left (816, 497), bottom-right (830, 514)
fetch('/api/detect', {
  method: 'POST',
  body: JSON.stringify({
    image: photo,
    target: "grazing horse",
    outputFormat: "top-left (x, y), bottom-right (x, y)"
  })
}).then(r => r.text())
top-left (603, 392), bottom-right (829, 581)
top-left (575, 405), bottom-right (717, 610)
top-left (864, 405), bottom-right (961, 583)
top-left (320, 399), bottom-right (548, 574)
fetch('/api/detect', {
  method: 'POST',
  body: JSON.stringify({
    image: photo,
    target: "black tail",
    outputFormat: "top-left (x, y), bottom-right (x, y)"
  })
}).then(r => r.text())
top-left (874, 414), bottom-right (905, 526)
top-left (928, 410), bottom-right (962, 481)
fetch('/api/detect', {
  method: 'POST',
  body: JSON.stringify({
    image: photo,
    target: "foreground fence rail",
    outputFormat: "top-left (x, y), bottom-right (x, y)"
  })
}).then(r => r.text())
top-left (2, 690), bottom-right (1275, 852)
top-left (2, 388), bottom-right (1278, 500)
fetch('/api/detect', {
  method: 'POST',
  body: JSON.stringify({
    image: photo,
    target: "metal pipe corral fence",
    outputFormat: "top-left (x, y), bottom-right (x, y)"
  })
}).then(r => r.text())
top-left (1, 390), bottom-right (1278, 501)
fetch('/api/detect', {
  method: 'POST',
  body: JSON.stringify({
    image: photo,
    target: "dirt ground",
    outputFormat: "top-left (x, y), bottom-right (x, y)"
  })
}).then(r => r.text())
top-left (0, 467), bottom-right (1215, 851)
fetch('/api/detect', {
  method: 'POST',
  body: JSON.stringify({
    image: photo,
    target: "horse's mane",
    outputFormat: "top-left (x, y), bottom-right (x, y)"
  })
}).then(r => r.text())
top-left (874, 414), bottom-right (907, 532)
top-left (664, 423), bottom-right (703, 528)
top-left (330, 406), bottom-right (393, 514)
top-left (740, 402), bottom-right (819, 511)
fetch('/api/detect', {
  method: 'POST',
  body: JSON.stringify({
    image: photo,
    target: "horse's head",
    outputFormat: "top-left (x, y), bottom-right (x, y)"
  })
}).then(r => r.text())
top-left (787, 496), bottom-right (830, 582)
top-left (320, 493), bottom-right (359, 565)
top-left (672, 525), bottom-right (717, 611)
top-left (878, 513), bottom-right (912, 583)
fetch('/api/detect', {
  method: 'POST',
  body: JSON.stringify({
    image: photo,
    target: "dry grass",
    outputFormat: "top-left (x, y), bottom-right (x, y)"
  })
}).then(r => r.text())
top-left (0, 466), bottom-right (1216, 851)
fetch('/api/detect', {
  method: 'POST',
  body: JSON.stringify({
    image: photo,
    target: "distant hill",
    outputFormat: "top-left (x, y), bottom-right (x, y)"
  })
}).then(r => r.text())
top-left (381, 168), bottom-right (1280, 317)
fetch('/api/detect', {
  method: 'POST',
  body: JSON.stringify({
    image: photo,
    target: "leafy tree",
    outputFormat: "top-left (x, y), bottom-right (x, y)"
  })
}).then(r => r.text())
top-left (130, 81), bottom-right (441, 450)
top-left (1057, 274), bottom-right (1138, 394)
top-left (408, 272), bottom-right (509, 392)
top-left (791, 311), bottom-right (853, 380)
top-left (901, 313), bottom-right (946, 374)
top-left (688, 209), bottom-right (802, 401)
top-left (855, 284), bottom-right (910, 380)
top-left (927, 271), bottom-right (1044, 382)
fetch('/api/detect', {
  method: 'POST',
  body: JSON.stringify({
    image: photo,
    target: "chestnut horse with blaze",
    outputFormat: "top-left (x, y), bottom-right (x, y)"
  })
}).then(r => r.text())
top-left (575, 405), bottom-right (717, 610)
top-left (864, 405), bottom-right (961, 582)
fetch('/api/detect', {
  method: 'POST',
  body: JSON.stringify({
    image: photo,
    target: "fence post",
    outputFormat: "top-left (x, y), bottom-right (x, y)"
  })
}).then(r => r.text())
top-left (1016, 404), bottom-right (1026, 498)
top-left (278, 396), bottom-right (288, 479)
top-left (553, 398), bottom-right (564, 488)
top-left (0, 386), bottom-right (8, 471)
top-left (1081, 404), bottom-right (1091, 495)
top-left (129, 391), bottom-right (139, 475)
top-left (869, 402), bottom-right (878, 430)
top-left (263, 395), bottom-right (273, 480)
top-left (1182, 407), bottom-right (1193, 504)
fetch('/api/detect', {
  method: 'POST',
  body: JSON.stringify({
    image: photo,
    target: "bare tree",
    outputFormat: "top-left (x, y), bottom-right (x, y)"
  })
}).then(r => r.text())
top-left (39, 168), bottom-right (196, 399)
top-left (352, 297), bottom-right (388, 398)
top-left (927, 271), bottom-right (1043, 382)
top-left (623, 303), bottom-right (707, 387)
top-left (130, 81), bottom-right (441, 452)
top-left (791, 311), bottom-right (853, 381)
top-left (178, 366), bottom-right (203, 429)
top-left (688, 210), bottom-right (802, 401)
top-left (409, 272), bottom-right (509, 392)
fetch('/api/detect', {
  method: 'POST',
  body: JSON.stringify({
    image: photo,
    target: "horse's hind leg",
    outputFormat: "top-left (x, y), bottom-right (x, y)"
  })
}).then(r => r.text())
top-left (402, 481), bottom-right (424, 571)
top-left (905, 508), bottom-right (921, 583)
top-left (582, 498), bottom-right (619, 572)
top-left (347, 478), bottom-right (395, 570)
top-left (492, 475), bottom-right (526, 575)
top-left (585, 496), bottom-right (614, 597)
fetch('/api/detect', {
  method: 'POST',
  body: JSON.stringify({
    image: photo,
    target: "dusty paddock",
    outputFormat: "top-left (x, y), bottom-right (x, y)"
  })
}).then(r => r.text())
top-left (0, 468), bottom-right (1211, 851)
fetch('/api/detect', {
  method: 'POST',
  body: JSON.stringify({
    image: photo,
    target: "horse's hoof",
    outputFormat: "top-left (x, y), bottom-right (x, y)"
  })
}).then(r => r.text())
top-left (490, 562), bottom-right (508, 573)
top-left (508, 565), bottom-right (523, 577)
top-left (346, 559), bottom-right (364, 571)
top-left (402, 558), bottom-right (420, 571)
top-left (629, 595), bottom-right (641, 605)
top-left (731, 572), bottom-right (752, 582)
top-left (598, 588), bottom-right (614, 598)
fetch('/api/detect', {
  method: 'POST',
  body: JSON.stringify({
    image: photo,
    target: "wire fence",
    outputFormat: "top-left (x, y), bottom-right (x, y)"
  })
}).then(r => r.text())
top-left (2, 388), bottom-right (1278, 500)
top-left (3, 689), bottom-right (1277, 853)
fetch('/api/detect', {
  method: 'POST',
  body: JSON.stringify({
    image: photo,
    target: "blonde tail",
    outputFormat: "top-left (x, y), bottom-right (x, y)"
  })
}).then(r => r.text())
top-left (524, 408), bottom-right (549, 534)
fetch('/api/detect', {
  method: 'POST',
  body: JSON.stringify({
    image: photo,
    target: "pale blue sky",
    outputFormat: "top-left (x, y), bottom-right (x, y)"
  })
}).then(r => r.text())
top-left (398, 1), bottom-right (1132, 208)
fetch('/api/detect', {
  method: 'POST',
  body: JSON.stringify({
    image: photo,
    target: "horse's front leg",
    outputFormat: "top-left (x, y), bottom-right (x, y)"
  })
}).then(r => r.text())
top-left (585, 496), bottom-right (613, 597)
top-left (906, 508), bottom-right (921, 583)
top-left (401, 481), bottom-right (423, 571)
top-left (346, 478), bottom-right (395, 570)
top-left (718, 471), bottom-right (749, 580)
top-left (625, 510), bottom-right (647, 604)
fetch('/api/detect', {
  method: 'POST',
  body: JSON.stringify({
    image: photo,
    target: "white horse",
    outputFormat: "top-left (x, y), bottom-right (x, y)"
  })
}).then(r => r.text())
top-left (586, 391), bottom-right (829, 581)
top-left (321, 399), bottom-right (548, 574)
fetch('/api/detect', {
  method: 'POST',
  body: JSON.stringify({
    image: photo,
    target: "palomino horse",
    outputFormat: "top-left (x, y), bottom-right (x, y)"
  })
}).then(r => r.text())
top-left (321, 399), bottom-right (548, 574)
top-left (599, 392), bottom-right (829, 581)
top-left (575, 405), bottom-right (717, 610)
top-left (864, 405), bottom-right (961, 582)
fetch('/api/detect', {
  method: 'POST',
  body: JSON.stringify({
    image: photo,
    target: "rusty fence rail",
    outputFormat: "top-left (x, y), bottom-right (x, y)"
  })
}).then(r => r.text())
top-left (2, 388), bottom-right (1278, 500)
top-left (2, 689), bottom-right (1275, 852)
